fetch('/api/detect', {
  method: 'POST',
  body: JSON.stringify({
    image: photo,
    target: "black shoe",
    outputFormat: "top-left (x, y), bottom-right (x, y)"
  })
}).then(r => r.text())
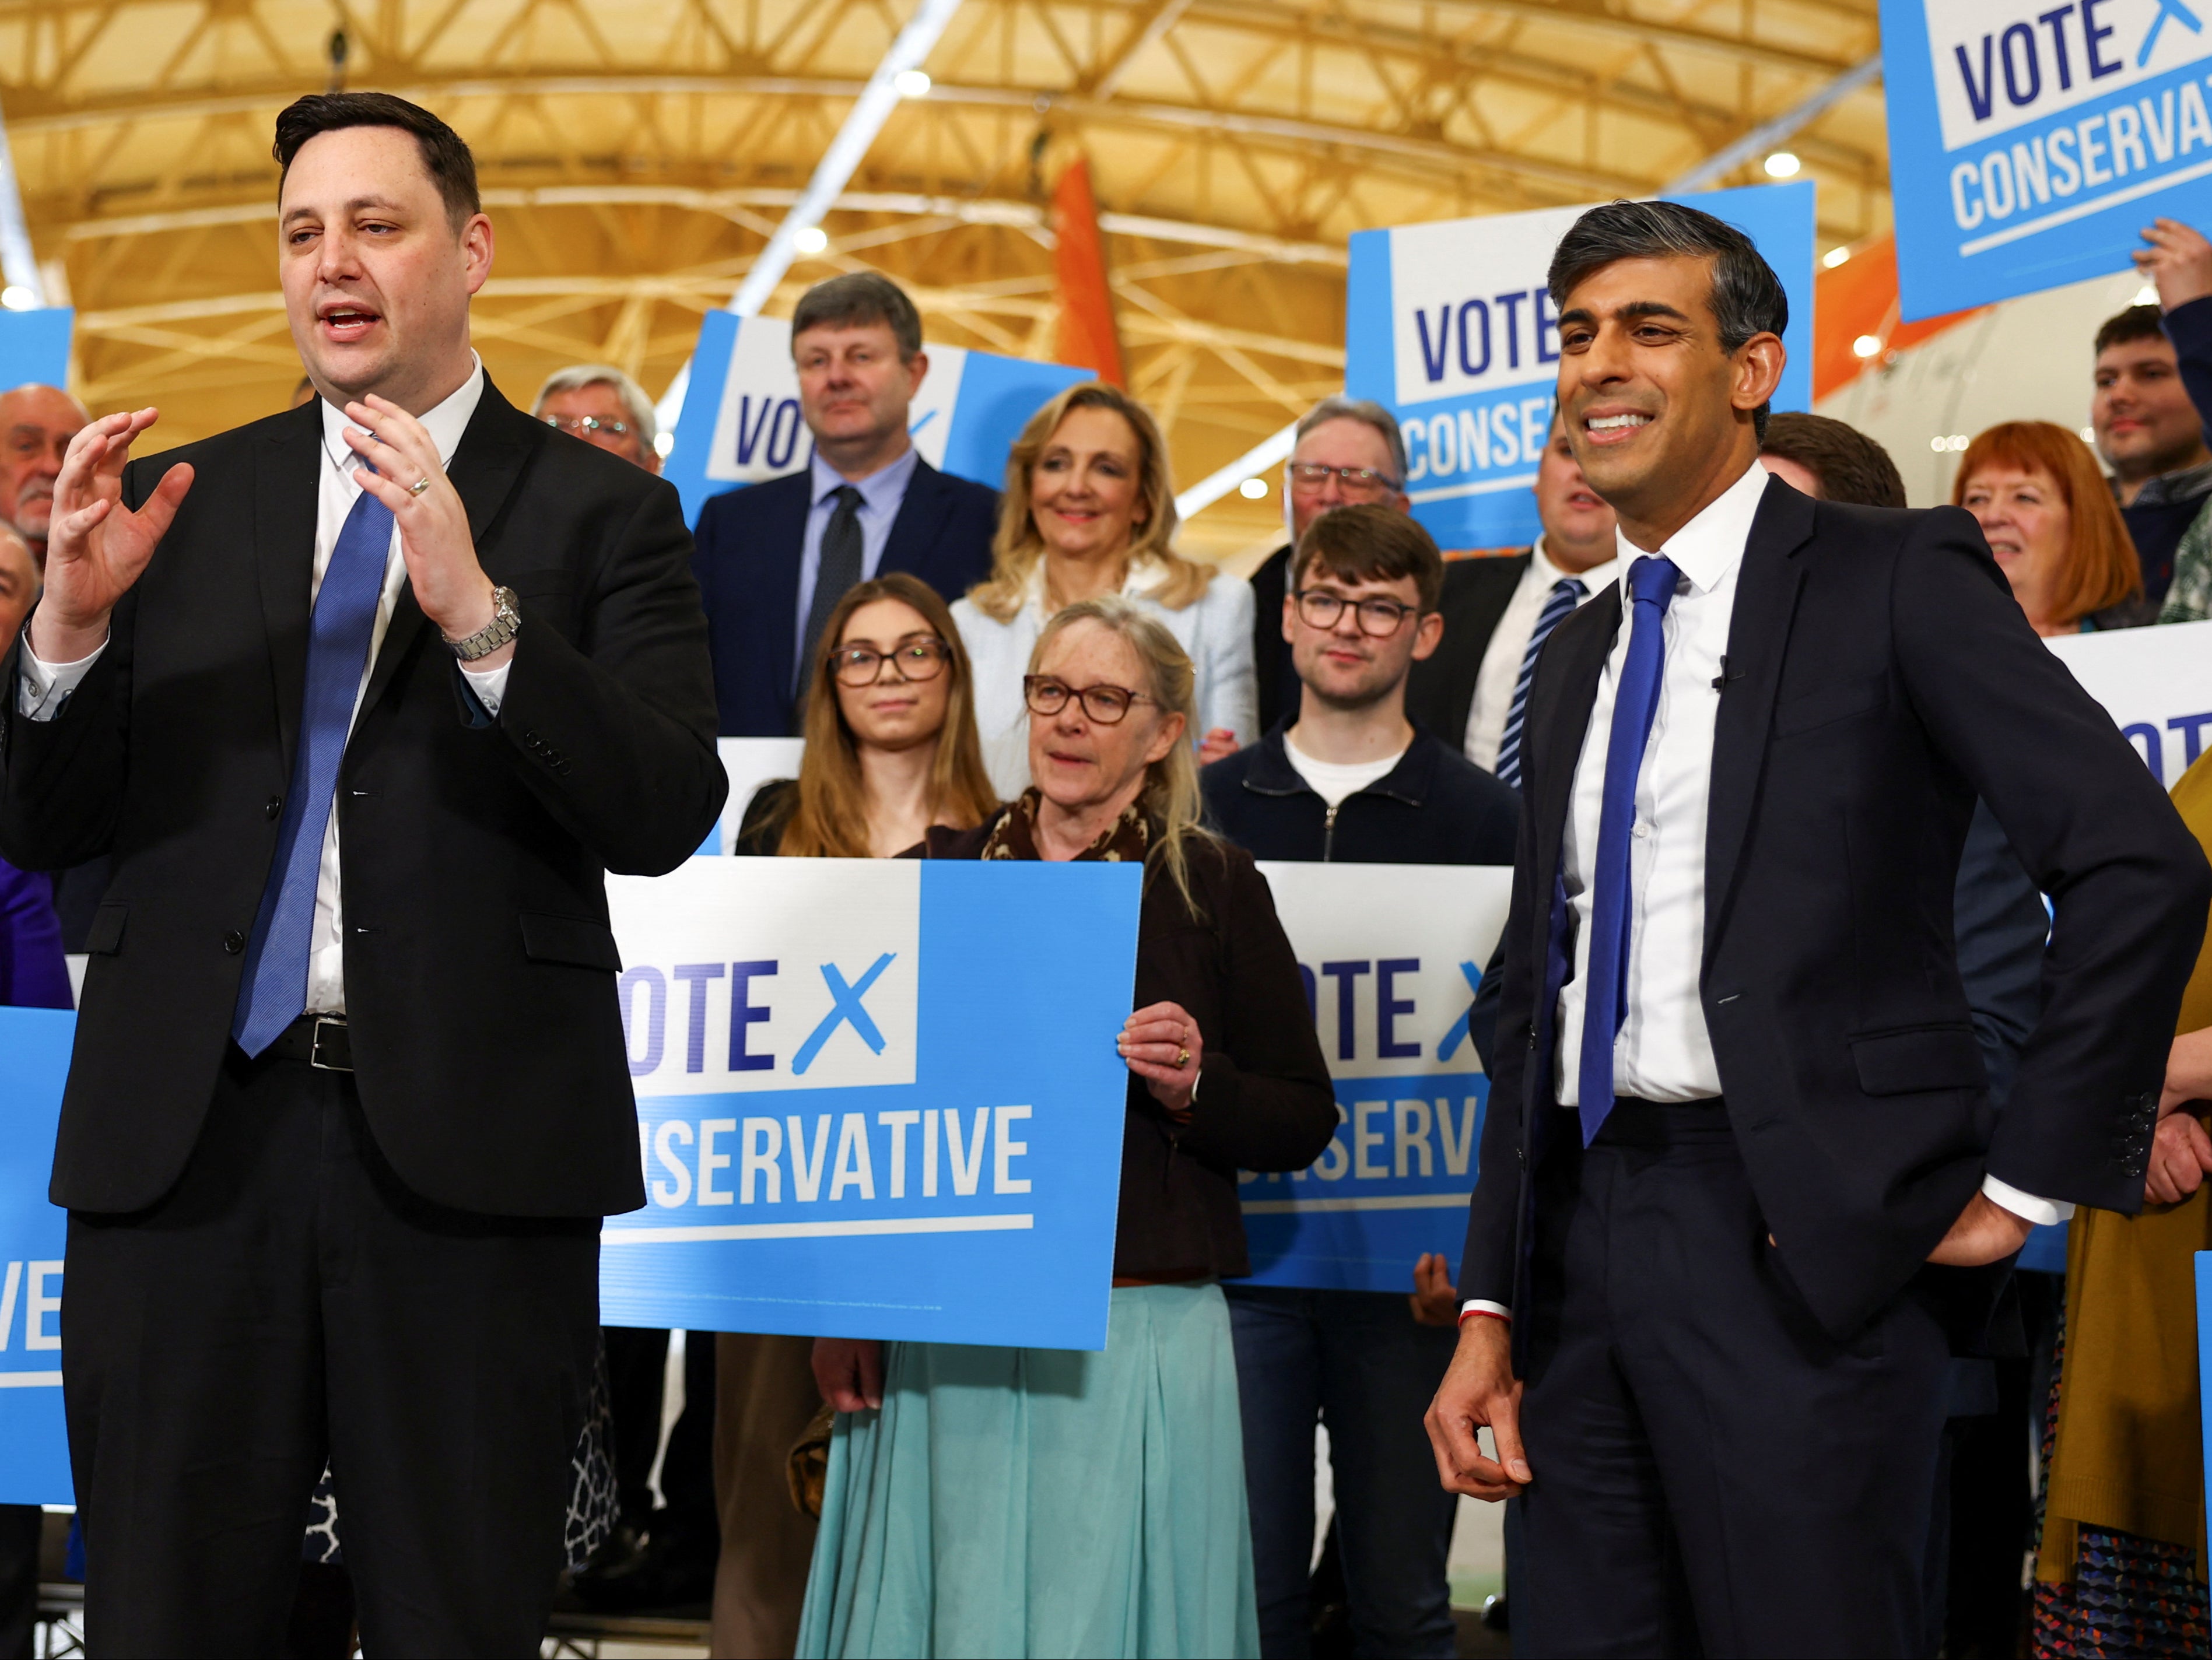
top-left (570, 1522), bottom-right (717, 1613)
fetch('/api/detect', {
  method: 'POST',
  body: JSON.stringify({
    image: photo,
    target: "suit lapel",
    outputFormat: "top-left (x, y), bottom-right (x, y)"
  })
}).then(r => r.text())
top-left (1531, 587), bottom-right (1619, 884)
top-left (253, 402), bottom-right (323, 777)
top-left (760, 472), bottom-right (812, 705)
top-left (360, 378), bottom-right (539, 714)
top-left (1702, 477), bottom-right (1813, 957)
top-left (881, 459), bottom-right (949, 577)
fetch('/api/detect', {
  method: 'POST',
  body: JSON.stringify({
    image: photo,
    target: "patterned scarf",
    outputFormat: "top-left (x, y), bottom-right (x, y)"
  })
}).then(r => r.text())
top-left (980, 788), bottom-right (1154, 866)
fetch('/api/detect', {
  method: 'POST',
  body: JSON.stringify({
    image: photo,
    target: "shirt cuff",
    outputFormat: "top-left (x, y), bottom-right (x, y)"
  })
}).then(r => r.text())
top-left (1459, 1298), bottom-right (1512, 1322)
top-left (1981, 1173), bottom-right (2074, 1228)
top-left (460, 659), bottom-right (511, 718)
top-left (17, 634), bottom-right (107, 721)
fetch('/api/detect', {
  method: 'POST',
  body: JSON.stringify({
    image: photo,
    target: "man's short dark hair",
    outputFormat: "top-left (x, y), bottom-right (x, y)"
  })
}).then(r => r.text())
top-left (1760, 412), bottom-right (1907, 510)
top-left (2095, 303), bottom-right (2169, 357)
top-left (274, 93), bottom-right (479, 231)
top-left (1293, 503), bottom-right (1443, 613)
top-left (1548, 199), bottom-right (1789, 439)
top-left (791, 272), bottom-right (924, 359)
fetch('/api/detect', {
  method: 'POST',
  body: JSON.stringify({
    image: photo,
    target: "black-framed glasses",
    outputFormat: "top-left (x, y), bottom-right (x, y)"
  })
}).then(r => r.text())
top-left (544, 414), bottom-right (633, 438)
top-left (1293, 588), bottom-right (1421, 637)
top-left (832, 638), bottom-right (952, 687)
top-left (1023, 675), bottom-right (1154, 724)
top-left (1287, 462), bottom-right (1402, 494)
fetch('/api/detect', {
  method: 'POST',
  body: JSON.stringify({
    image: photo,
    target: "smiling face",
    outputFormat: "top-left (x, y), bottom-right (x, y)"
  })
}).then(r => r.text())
top-left (0, 385), bottom-right (86, 552)
top-left (279, 124), bottom-right (492, 413)
top-left (1960, 462), bottom-right (2075, 627)
top-left (794, 322), bottom-right (926, 465)
top-left (1554, 254), bottom-right (1780, 543)
top-left (2094, 334), bottom-right (2209, 485)
top-left (1531, 419), bottom-right (1618, 573)
top-left (1029, 405), bottom-right (1149, 566)
top-left (1027, 619), bottom-right (1184, 816)
top-left (832, 596), bottom-right (954, 754)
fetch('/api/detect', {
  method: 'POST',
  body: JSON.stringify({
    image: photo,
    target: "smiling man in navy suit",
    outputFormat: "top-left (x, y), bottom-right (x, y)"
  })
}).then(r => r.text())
top-left (690, 272), bottom-right (1000, 736)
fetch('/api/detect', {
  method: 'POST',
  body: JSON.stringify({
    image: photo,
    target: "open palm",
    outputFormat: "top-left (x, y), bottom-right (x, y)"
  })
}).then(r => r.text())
top-left (33, 408), bottom-right (193, 659)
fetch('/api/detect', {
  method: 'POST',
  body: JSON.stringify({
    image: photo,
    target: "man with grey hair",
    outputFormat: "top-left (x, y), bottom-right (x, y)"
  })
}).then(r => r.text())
top-left (691, 270), bottom-right (998, 735)
top-left (1249, 395), bottom-right (1411, 735)
top-left (533, 363), bottom-right (660, 473)
top-left (0, 383), bottom-right (89, 571)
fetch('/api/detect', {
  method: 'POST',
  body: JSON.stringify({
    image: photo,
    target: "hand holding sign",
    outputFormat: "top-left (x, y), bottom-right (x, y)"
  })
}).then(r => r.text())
top-left (2134, 216), bottom-right (2212, 308)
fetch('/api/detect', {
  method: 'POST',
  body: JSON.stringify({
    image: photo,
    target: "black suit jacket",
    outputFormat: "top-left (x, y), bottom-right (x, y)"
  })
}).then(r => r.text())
top-left (1461, 477), bottom-right (2210, 1339)
top-left (0, 382), bottom-right (727, 1218)
top-left (1404, 552), bottom-right (1530, 746)
top-left (690, 458), bottom-right (999, 735)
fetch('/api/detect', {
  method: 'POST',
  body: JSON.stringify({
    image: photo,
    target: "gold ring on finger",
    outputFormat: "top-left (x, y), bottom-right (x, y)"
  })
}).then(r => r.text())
top-left (1176, 1047), bottom-right (1191, 1069)
top-left (408, 475), bottom-right (434, 497)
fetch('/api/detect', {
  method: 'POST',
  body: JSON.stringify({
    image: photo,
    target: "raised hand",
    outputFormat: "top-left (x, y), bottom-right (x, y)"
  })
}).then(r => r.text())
top-left (31, 408), bottom-right (194, 662)
top-left (2134, 217), bottom-right (2212, 312)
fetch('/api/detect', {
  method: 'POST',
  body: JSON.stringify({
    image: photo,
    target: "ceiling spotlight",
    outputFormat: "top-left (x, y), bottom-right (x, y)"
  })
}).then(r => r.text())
top-left (1822, 245), bottom-right (1852, 269)
top-left (654, 430), bottom-right (676, 458)
top-left (1238, 476), bottom-right (1269, 500)
top-left (893, 68), bottom-right (931, 99)
top-left (2135, 283), bottom-right (2161, 306)
top-left (793, 226), bottom-right (829, 255)
top-left (0, 286), bottom-right (34, 311)
top-left (1852, 334), bottom-right (1883, 359)
top-left (2081, 426), bottom-right (2098, 444)
top-left (1764, 151), bottom-right (1801, 178)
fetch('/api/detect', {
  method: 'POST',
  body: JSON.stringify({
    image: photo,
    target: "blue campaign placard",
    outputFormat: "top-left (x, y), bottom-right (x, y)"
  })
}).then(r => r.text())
top-left (2200, 1253), bottom-right (2212, 1534)
top-left (1345, 182), bottom-right (1813, 552)
top-left (0, 1006), bottom-right (74, 1505)
top-left (0, 310), bottom-right (70, 391)
top-left (602, 858), bottom-right (1141, 1350)
top-left (1234, 864), bottom-right (1512, 1293)
top-left (662, 311), bottom-right (1088, 527)
top-left (1882, 0), bottom-right (2212, 319)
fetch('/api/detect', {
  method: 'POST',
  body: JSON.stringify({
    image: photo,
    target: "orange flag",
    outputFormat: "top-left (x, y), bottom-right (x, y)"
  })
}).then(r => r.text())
top-left (1052, 156), bottom-right (1125, 386)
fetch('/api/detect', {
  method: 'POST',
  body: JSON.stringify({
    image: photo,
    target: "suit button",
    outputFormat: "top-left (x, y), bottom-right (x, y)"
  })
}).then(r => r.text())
top-left (222, 930), bottom-right (246, 954)
top-left (265, 796), bottom-right (282, 820)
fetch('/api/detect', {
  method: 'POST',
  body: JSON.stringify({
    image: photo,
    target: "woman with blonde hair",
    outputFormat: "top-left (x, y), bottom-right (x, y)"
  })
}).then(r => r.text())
top-left (707, 571), bottom-right (996, 1659)
top-left (955, 381), bottom-right (1257, 796)
top-left (800, 596), bottom-right (1335, 1659)
top-left (1954, 422), bottom-right (2155, 634)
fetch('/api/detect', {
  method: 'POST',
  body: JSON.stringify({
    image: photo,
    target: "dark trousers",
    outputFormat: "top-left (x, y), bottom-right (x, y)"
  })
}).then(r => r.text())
top-left (602, 1325), bottom-right (718, 1537)
top-left (1515, 1101), bottom-right (1951, 1659)
top-left (63, 1045), bottom-right (601, 1658)
top-left (1224, 1285), bottom-right (1458, 1660)
top-left (0, 1505), bottom-right (37, 1660)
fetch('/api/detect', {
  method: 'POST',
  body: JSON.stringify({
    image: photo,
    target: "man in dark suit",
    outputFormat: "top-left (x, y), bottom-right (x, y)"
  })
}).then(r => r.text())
top-left (0, 93), bottom-right (724, 1654)
top-left (1424, 199), bottom-right (2209, 1655)
top-left (1248, 397), bottom-right (1411, 737)
top-left (1404, 415), bottom-right (1617, 785)
top-left (690, 272), bottom-right (999, 735)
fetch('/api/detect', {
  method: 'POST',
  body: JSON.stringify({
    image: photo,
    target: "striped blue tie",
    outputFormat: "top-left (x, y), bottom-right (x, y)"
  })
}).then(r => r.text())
top-left (231, 483), bottom-right (394, 1055)
top-left (1495, 576), bottom-right (1587, 788)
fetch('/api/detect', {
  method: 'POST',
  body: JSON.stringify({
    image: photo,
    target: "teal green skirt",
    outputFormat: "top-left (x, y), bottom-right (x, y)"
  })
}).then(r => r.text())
top-left (797, 1283), bottom-right (1260, 1659)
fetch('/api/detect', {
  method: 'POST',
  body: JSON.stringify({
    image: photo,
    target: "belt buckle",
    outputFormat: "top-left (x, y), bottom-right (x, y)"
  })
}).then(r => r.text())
top-left (309, 1017), bottom-right (351, 1072)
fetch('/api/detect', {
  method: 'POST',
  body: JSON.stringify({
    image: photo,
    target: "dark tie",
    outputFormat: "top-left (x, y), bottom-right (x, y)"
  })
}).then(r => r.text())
top-left (1575, 554), bottom-right (1681, 1146)
top-left (1495, 575), bottom-right (1588, 789)
top-left (795, 485), bottom-right (865, 723)
top-left (232, 483), bottom-right (394, 1055)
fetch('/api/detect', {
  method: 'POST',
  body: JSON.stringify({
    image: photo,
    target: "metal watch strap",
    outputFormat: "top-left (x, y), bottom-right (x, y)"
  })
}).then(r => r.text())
top-left (449, 585), bottom-right (521, 663)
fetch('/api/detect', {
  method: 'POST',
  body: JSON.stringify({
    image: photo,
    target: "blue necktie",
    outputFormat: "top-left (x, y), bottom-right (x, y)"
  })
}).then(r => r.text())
top-left (232, 483), bottom-right (394, 1055)
top-left (1575, 554), bottom-right (1680, 1146)
top-left (1496, 576), bottom-right (1587, 789)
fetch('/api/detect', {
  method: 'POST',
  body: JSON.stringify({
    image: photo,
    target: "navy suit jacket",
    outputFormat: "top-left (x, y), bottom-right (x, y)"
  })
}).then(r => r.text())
top-left (690, 458), bottom-right (1001, 735)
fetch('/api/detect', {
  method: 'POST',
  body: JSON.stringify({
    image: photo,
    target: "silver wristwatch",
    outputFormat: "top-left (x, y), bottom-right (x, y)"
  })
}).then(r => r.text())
top-left (448, 586), bottom-right (521, 663)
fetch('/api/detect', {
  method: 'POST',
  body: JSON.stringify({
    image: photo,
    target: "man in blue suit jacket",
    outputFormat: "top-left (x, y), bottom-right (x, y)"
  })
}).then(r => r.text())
top-left (691, 272), bottom-right (1001, 735)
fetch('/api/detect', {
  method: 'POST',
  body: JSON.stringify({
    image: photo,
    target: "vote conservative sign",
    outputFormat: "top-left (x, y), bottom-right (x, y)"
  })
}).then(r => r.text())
top-left (661, 312), bottom-right (1090, 528)
top-left (602, 856), bottom-right (1141, 1350)
top-left (0, 1007), bottom-right (72, 1505)
top-left (1344, 181), bottom-right (1814, 553)
top-left (1883, 0), bottom-right (2212, 316)
top-left (1237, 863), bottom-right (1512, 1293)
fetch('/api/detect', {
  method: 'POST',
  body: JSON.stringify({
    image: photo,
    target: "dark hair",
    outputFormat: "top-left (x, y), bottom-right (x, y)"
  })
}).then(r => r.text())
top-left (1759, 412), bottom-right (1907, 510)
top-left (1293, 503), bottom-right (1443, 613)
top-left (1548, 199), bottom-right (1789, 440)
top-left (2095, 303), bottom-right (2169, 357)
top-left (791, 272), bottom-right (924, 359)
top-left (274, 93), bottom-right (479, 230)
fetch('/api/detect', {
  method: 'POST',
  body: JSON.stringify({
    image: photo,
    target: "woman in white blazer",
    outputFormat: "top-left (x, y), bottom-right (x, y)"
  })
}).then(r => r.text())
top-left (953, 382), bottom-right (1256, 798)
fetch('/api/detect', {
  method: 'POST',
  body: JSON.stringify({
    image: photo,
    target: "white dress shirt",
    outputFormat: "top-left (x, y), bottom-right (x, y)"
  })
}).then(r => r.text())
top-left (1460, 462), bottom-right (2062, 1324)
top-left (1463, 537), bottom-right (1621, 771)
top-left (953, 557), bottom-right (1257, 799)
top-left (19, 359), bottom-right (510, 1016)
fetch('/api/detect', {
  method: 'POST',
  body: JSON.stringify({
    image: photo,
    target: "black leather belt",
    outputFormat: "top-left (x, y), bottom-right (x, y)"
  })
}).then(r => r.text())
top-left (262, 1014), bottom-right (353, 1072)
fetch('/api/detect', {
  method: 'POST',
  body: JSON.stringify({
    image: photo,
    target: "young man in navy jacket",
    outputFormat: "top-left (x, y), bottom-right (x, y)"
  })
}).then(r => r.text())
top-left (1200, 503), bottom-right (1517, 1659)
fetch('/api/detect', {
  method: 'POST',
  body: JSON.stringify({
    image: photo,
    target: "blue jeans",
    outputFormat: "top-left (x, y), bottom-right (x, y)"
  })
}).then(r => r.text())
top-left (1224, 1285), bottom-right (1459, 1659)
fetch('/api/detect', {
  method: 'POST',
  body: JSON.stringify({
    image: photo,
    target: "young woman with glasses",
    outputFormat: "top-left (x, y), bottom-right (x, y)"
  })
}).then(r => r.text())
top-left (954, 381), bottom-right (1259, 798)
top-left (799, 596), bottom-right (1334, 1660)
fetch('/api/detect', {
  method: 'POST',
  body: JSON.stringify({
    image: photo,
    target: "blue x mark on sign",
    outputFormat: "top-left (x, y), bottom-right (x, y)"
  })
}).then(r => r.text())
top-left (1435, 960), bottom-right (1484, 1063)
top-left (793, 952), bottom-right (898, 1075)
top-left (2140, 0), bottom-right (2204, 66)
